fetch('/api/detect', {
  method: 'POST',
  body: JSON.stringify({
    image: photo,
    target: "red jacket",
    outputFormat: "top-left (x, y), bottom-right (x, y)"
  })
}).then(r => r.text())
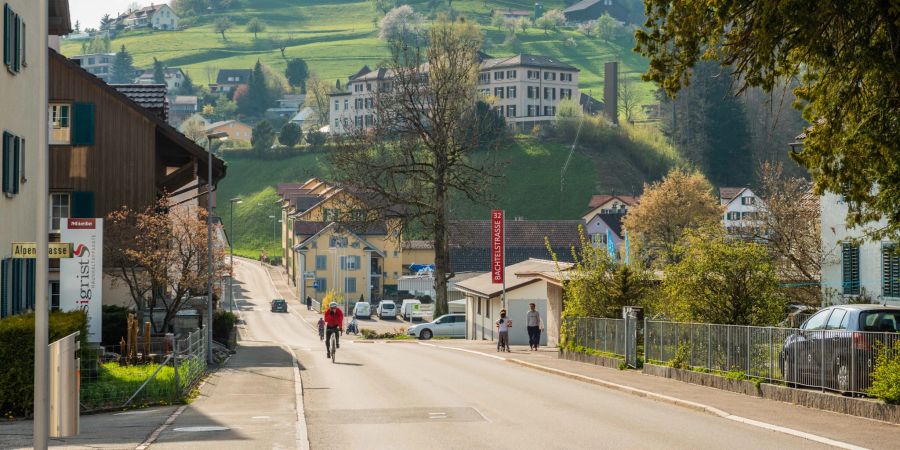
top-left (324, 307), bottom-right (344, 328)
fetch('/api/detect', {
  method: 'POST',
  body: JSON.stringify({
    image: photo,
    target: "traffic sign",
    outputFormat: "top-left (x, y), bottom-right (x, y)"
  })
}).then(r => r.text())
top-left (312, 280), bottom-right (320, 290)
top-left (304, 271), bottom-right (316, 279)
top-left (11, 242), bottom-right (73, 259)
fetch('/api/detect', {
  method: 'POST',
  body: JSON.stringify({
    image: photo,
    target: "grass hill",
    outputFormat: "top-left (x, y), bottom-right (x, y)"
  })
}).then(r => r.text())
top-left (61, 0), bottom-right (655, 103)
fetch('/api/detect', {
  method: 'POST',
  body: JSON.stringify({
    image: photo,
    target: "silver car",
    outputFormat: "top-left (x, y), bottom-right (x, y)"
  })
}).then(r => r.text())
top-left (408, 314), bottom-right (466, 340)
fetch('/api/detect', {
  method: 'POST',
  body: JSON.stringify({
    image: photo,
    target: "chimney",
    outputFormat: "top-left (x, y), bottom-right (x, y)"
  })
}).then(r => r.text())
top-left (603, 61), bottom-right (618, 125)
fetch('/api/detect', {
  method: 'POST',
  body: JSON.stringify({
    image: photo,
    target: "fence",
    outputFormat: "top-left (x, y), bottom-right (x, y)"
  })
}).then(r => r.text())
top-left (565, 317), bottom-right (627, 358)
top-left (79, 327), bottom-right (207, 412)
top-left (644, 320), bottom-right (898, 395)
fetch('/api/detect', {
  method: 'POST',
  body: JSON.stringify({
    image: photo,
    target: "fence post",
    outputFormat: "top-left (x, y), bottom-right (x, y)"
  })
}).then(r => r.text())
top-left (820, 332), bottom-right (825, 392)
top-left (173, 338), bottom-right (180, 401)
top-left (707, 323), bottom-right (711, 370)
top-left (726, 326), bottom-right (731, 370)
top-left (746, 326), bottom-right (751, 375)
top-left (768, 328), bottom-right (773, 381)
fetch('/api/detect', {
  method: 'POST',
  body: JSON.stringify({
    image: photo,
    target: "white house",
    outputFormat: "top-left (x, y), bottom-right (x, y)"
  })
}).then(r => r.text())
top-left (820, 192), bottom-right (899, 305)
top-left (720, 187), bottom-right (764, 235)
top-left (70, 52), bottom-right (116, 82)
top-left (123, 4), bottom-right (178, 30)
top-left (582, 194), bottom-right (638, 247)
top-left (289, 107), bottom-right (317, 129)
top-left (136, 67), bottom-right (187, 92)
top-left (455, 259), bottom-right (573, 347)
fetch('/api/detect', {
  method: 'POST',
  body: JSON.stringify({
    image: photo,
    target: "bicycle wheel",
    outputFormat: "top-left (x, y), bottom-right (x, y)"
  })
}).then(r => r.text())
top-left (330, 338), bottom-right (336, 363)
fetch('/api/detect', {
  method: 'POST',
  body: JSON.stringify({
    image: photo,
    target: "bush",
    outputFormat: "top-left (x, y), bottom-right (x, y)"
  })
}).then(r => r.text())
top-left (212, 310), bottom-right (237, 344)
top-left (869, 341), bottom-right (900, 404)
top-left (305, 130), bottom-right (327, 147)
top-left (102, 304), bottom-right (130, 347)
top-left (669, 343), bottom-right (690, 369)
top-left (0, 311), bottom-right (87, 417)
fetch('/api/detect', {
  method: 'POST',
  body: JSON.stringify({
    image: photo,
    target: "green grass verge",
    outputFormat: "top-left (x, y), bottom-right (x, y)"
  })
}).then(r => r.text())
top-left (80, 359), bottom-right (205, 411)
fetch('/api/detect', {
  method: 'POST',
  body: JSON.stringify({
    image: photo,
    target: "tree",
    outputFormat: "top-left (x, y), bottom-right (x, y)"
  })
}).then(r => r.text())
top-left (378, 5), bottom-right (425, 45)
top-left (110, 45), bottom-right (135, 84)
top-left (577, 20), bottom-right (596, 38)
top-left (330, 17), bottom-right (502, 318)
top-left (238, 60), bottom-right (270, 116)
top-left (596, 12), bottom-right (620, 42)
top-left (152, 57), bottom-right (166, 84)
top-left (305, 75), bottom-right (331, 126)
top-left (285, 58), bottom-right (309, 92)
top-left (214, 17), bottom-right (233, 41)
top-left (246, 18), bottom-right (266, 39)
top-left (618, 73), bottom-right (639, 123)
top-left (335, 79), bottom-right (342, 91)
top-left (372, 0), bottom-right (397, 14)
top-left (535, 9), bottom-right (565, 35)
top-left (83, 35), bottom-right (111, 54)
top-left (635, 1), bottom-right (900, 238)
top-left (99, 14), bottom-right (113, 30)
top-left (661, 228), bottom-right (785, 326)
top-left (517, 17), bottom-right (529, 34)
top-left (252, 120), bottom-right (276, 157)
top-left (74, 20), bottom-right (81, 33)
top-left (305, 129), bottom-right (326, 147)
top-left (179, 115), bottom-right (208, 143)
top-left (105, 198), bottom-right (226, 333)
top-left (180, 71), bottom-right (196, 95)
top-left (279, 122), bottom-right (302, 148)
top-left (623, 168), bottom-right (722, 267)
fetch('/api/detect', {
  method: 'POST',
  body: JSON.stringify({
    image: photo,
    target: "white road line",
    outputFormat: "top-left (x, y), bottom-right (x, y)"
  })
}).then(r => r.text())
top-left (280, 343), bottom-right (311, 450)
top-left (419, 342), bottom-right (507, 361)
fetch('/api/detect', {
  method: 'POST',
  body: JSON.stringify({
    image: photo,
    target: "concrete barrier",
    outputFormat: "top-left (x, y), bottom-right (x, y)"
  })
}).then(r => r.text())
top-left (643, 363), bottom-right (900, 424)
top-left (558, 349), bottom-right (624, 370)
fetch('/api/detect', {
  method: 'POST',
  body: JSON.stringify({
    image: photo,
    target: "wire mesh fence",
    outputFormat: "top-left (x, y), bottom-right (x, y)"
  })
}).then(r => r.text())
top-left (565, 317), bottom-right (627, 357)
top-left (79, 327), bottom-right (207, 412)
top-left (644, 320), bottom-right (899, 395)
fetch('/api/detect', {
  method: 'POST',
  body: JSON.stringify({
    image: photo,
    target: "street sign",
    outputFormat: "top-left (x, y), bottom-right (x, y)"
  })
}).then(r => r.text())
top-left (11, 242), bottom-right (74, 259)
top-left (491, 210), bottom-right (504, 284)
top-left (312, 280), bottom-right (320, 290)
top-left (304, 271), bottom-right (316, 279)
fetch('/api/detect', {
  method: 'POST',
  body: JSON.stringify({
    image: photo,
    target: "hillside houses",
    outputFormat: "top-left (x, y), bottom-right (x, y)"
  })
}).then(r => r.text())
top-left (116, 3), bottom-right (179, 31)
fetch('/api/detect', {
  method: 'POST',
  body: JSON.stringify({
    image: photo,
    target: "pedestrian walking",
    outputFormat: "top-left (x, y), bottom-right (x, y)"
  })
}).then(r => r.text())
top-left (306, 296), bottom-right (312, 311)
top-left (496, 309), bottom-right (512, 352)
top-left (525, 303), bottom-right (544, 350)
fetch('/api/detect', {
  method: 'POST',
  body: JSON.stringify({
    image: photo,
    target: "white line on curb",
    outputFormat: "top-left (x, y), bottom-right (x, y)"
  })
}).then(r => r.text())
top-left (134, 404), bottom-right (187, 450)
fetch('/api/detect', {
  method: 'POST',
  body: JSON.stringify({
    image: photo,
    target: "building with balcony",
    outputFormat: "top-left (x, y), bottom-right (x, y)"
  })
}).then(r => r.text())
top-left (70, 52), bottom-right (115, 82)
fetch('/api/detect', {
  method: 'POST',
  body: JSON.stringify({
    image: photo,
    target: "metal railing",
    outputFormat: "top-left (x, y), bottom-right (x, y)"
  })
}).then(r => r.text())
top-left (644, 320), bottom-right (899, 395)
top-left (565, 317), bottom-right (627, 357)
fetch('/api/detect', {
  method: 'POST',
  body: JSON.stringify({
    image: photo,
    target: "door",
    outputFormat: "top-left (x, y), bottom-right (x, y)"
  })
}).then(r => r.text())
top-left (795, 309), bottom-right (831, 386)
top-left (452, 315), bottom-right (466, 337)
top-left (432, 316), bottom-right (450, 337)
top-left (508, 300), bottom-right (548, 346)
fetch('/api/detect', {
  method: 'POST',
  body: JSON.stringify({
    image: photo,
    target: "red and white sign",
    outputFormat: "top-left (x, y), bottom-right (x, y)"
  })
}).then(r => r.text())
top-left (61, 218), bottom-right (103, 342)
top-left (491, 209), bottom-right (504, 284)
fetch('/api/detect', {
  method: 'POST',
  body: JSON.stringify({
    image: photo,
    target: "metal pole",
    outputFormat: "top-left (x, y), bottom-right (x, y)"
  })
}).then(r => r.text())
top-left (34, 1), bottom-right (50, 445)
top-left (229, 204), bottom-right (234, 313)
top-left (206, 138), bottom-right (214, 365)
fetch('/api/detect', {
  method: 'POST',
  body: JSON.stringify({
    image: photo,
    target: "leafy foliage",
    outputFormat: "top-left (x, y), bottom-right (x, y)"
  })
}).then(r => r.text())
top-left (378, 5), bottom-right (425, 44)
top-left (285, 58), bottom-right (309, 91)
top-left (279, 122), bottom-right (303, 148)
top-left (152, 57), bottom-right (166, 84)
top-left (246, 18), bottom-right (266, 39)
top-left (110, 45), bottom-right (135, 84)
top-left (213, 16), bottom-right (233, 40)
top-left (535, 9), bottom-right (565, 35)
top-left (869, 341), bottom-right (900, 404)
top-left (660, 228), bottom-right (785, 326)
top-left (252, 120), bottom-right (276, 156)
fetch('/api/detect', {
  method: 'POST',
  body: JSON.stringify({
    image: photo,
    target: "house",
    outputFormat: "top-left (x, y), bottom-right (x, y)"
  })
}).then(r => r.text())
top-left (136, 67), bottom-right (187, 92)
top-left (210, 69), bottom-right (251, 94)
top-left (69, 52), bottom-right (116, 82)
top-left (584, 194), bottom-right (638, 216)
top-left (448, 220), bottom-right (583, 273)
top-left (491, 8), bottom-right (532, 20)
top-left (113, 84), bottom-right (168, 121)
top-left (329, 54), bottom-right (580, 134)
top-left (1, 0), bottom-right (73, 318)
top-left (401, 240), bottom-right (436, 272)
top-left (204, 120), bottom-right (252, 141)
top-left (581, 194), bottom-right (637, 246)
top-left (47, 48), bottom-right (226, 315)
top-left (821, 192), bottom-right (899, 305)
top-left (277, 94), bottom-right (305, 109)
top-left (122, 3), bottom-right (178, 30)
top-left (288, 107), bottom-right (317, 129)
top-left (456, 259), bottom-right (573, 347)
top-left (579, 92), bottom-right (604, 115)
top-left (563, 0), bottom-right (628, 23)
top-left (167, 95), bottom-right (198, 125)
top-left (720, 187), bottom-right (764, 235)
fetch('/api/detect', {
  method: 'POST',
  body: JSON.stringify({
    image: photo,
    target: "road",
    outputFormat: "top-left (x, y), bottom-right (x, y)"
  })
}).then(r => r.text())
top-left (233, 258), bottom-right (900, 450)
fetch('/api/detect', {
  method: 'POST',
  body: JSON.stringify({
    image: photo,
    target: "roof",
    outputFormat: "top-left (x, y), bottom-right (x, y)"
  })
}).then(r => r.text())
top-left (352, 67), bottom-right (391, 82)
top-left (277, 183), bottom-right (306, 196)
top-left (171, 95), bottom-right (197, 105)
top-left (492, 8), bottom-right (531, 16)
top-left (480, 54), bottom-right (579, 72)
top-left (449, 220), bottom-right (583, 249)
top-left (112, 84), bottom-right (168, 121)
top-left (293, 222), bottom-right (386, 257)
top-left (587, 195), bottom-right (639, 209)
top-left (50, 49), bottom-right (225, 185)
top-left (580, 93), bottom-right (605, 114)
top-left (719, 187), bottom-right (748, 202)
top-left (564, 0), bottom-right (603, 13)
top-left (596, 213), bottom-right (624, 239)
top-left (455, 259), bottom-right (568, 298)
top-left (290, 107), bottom-right (316, 122)
top-left (402, 240), bottom-right (434, 250)
top-left (294, 221), bottom-right (329, 236)
top-left (49, 0), bottom-right (73, 35)
top-left (216, 69), bottom-right (252, 84)
top-left (349, 65), bottom-right (372, 81)
top-left (206, 120), bottom-right (249, 131)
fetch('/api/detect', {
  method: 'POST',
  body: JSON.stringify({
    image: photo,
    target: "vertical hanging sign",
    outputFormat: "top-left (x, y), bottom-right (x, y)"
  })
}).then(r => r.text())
top-left (491, 210), bottom-right (504, 284)
top-left (61, 218), bottom-right (103, 342)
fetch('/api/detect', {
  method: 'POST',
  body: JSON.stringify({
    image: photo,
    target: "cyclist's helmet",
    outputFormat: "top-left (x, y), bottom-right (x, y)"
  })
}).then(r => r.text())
top-left (329, 302), bottom-right (338, 308)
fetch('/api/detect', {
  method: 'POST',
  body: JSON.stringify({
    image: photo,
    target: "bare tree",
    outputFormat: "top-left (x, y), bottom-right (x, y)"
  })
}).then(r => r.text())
top-left (618, 73), bottom-right (639, 123)
top-left (305, 74), bottom-right (331, 126)
top-left (329, 17), bottom-right (504, 317)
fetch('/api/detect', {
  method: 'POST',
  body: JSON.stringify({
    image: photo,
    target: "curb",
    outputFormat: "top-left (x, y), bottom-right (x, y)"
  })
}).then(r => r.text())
top-left (280, 344), bottom-right (311, 450)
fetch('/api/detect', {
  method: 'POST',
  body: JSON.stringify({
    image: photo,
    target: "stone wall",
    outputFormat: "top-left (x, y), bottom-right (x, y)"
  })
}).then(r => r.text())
top-left (559, 349), bottom-right (624, 369)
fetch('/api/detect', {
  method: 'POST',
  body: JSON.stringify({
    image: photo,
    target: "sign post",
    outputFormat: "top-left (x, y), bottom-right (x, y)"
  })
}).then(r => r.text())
top-left (491, 210), bottom-right (506, 310)
top-left (60, 219), bottom-right (104, 342)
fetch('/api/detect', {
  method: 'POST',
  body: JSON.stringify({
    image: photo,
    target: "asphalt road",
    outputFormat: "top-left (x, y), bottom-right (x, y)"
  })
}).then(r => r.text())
top-left (232, 259), bottom-right (846, 450)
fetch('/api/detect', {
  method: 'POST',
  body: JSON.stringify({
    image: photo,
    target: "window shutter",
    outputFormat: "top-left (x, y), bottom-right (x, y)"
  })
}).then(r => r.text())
top-left (884, 245), bottom-right (900, 298)
top-left (11, 135), bottom-right (19, 194)
top-left (3, 5), bottom-right (10, 69)
top-left (71, 191), bottom-right (95, 218)
top-left (842, 244), bottom-right (860, 295)
top-left (71, 102), bottom-right (96, 146)
top-left (13, 12), bottom-right (20, 72)
top-left (2, 132), bottom-right (10, 194)
top-left (11, 259), bottom-right (23, 315)
top-left (1, 258), bottom-right (9, 318)
top-left (25, 259), bottom-right (34, 310)
top-left (18, 137), bottom-right (23, 183)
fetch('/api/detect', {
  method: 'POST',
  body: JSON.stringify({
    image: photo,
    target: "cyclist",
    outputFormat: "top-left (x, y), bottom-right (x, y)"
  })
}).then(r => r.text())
top-left (324, 301), bottom-right (344, 359)
top-left (317, 315), bottom-right (326, 341)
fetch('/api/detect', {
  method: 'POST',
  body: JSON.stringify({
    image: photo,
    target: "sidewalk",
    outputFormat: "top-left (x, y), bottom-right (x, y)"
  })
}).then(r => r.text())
top-left (429, 340), bottom-right (899, 449)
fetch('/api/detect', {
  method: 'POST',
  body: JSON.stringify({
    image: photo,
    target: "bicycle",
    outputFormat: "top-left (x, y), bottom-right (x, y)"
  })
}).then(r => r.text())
top-left (327, 329), bottom-right (342, 363)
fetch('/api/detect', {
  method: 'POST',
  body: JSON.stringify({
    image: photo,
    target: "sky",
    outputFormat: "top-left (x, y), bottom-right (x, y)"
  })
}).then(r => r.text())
top-left (70, 1), bottom-right (163, 30)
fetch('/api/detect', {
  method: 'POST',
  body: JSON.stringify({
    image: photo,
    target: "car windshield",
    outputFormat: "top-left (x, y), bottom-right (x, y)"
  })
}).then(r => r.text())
top-left (860, 311), bottom-right (900, 332)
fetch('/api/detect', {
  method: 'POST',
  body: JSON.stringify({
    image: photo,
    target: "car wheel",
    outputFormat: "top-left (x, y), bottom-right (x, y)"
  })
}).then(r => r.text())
top-left (834, 358), bottom-right (851, 394)
top-left (420, 329), bottom-right (433, 340)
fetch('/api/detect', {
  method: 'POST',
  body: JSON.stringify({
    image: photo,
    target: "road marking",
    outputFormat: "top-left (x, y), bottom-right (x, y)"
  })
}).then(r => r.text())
top-left (280, 343), bottom-right (311, 450)
top-left (134, 404), bottom-right (187, 450)
top-left (112, 409), bottom-right (156, 416)
top-left (172, 426), bottom-right (230, 432)
top-left (419, 342), bottom-right (507, 361)
top-left (428, 412), bottom-right (448, 419)
top-left (252, 416), bottom-right (271, 420)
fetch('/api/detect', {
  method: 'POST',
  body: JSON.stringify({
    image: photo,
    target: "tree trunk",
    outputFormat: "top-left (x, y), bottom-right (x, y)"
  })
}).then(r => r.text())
top-left (433, 182), bottom-right (450, 318)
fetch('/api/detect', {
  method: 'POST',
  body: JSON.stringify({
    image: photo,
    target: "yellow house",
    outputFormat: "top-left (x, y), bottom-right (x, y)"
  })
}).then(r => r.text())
top-left (401, 240), bottom-right (436, 269)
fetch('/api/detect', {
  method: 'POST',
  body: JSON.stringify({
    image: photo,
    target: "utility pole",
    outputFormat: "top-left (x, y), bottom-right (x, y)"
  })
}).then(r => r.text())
top-left (34, 1), bottom-right (50, 446)
top-left (206, 132), bottom-right (227, 364)
top-left (229, 197), bottom-right (242, 312)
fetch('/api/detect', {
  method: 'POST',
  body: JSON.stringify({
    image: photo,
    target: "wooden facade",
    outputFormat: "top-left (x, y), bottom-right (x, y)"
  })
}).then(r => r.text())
top-left (48, 49), bottom-right (225, 219)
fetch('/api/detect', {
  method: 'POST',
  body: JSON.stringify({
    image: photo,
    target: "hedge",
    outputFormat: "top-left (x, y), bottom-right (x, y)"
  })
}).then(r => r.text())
top-left (0, 311), bottom-right (87, 417)
top-left (212, 310), bottom-right (237, 345)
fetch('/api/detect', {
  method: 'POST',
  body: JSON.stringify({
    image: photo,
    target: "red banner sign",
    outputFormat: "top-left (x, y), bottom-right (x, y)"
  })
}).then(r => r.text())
top-left (491, 209), bottom-right (504, 284)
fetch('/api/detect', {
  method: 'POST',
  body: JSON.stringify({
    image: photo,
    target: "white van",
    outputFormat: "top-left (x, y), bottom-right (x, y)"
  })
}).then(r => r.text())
top-left (377, 300), bottom-right (396, 319)
top-left (353, 302), bottom-right (371, 319)
top-left (399, 299), bottom-right (423, 320)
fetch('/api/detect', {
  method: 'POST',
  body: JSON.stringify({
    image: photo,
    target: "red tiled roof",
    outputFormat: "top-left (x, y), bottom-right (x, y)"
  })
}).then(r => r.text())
top-left (587, 195), bottom-right (639, 209)
top-left (719, 187), bottom-right (747, 202)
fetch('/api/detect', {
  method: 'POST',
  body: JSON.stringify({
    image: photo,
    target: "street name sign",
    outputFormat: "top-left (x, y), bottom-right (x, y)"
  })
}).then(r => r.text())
top-left (11, 242), bottom-right (74, 259)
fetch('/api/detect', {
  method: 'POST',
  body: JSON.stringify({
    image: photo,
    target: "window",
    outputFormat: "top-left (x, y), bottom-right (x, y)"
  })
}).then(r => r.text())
top-left (526, 86), bottom-right (535, 99)
top-left (802, 310), bottom-right (831, 330)
top-left (883, 243), bottom-right (900, 298)
top-left (527, 70), bottom-right (540, 80)
top-left (334, 100), bottom-right (339, 110)
top-left (860, 311), bottom-right (900, 332)
top-left (506, 86), bottom-right (516, 98)
top-left (50, 281), bottom-right (60, 311)
top-left (2, 132), bottom-right (21, 196)
top-left (50, 104), bottom-right (71, 145)
top-left (364, 115), bottom-right (373, 126)
top-left (506, 105), bottom-right (516, 118)
top-left (560, 73), bottom-right (572, 82)
top-left (478, 72), bottom-right (489, 84)
top-left (315, 278), bottom-right (327, 293)
top-left (494, 71), bottom-right (504, 81)
top-left (494, 87), bottom-right (504, 99)
top-left (543, 71), bottom-right (556, 81)
top-left (741, 196), bottom-right (756, 205)
top-left (840, 242), bottom-right (861, 295)
top-left (334, 118), bottom-right (339, 128)
top-left (49, 193), bottom-right (70, 232)
top-left (329, 236), bottom-right (348, 248)
top-left (355, 116), bottom-right (363, 127)
top-left (315, 255), bottom-right (327, 270)
top-left (0, 258), bottom-right (35, 318)
top-left (3, 4), bottom-right (24, 74)
top-left (826, 309), bottom-right (847, 330)
top-left (70, 103), bottom-right (95, 146)
top-left (527, 105), bottom-right (535, 117)
top-left (366, 83), bottom-right (371, 91)
top-left (344, 277), bottom-right (357, 293)
top-left (477, 298), bottom-right (481, 315)
top-left (506, 70), bottom-right (517, 79)
top-left (726, 211), bottom-right (740, 221)
top-left (544, 87), bottom-right (556, 100)
top-left (560, 88), bottom-right (572, 99)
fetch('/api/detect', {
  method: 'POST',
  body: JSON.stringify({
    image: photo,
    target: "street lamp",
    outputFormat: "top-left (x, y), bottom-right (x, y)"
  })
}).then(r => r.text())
top-left (206, 131), bottom-right (228, 364)
top-left (268, 215), bottom-right (282, 241)
top-left (229, 197), bottom-right (243, 313)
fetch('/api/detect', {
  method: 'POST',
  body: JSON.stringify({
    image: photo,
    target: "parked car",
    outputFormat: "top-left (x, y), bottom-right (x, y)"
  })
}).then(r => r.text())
top-left (399, 299), bottom-right (422, 320)
top-left (353, 301), bottom-right (371, 319)
top-left (780, 304), bottom-right (900, 393)
top-left (376, 300), bottom-right (396, 319)
top-left (408, 314), bottom-right (466, 340)
top-left (270, 299), bottom-right (287, 313)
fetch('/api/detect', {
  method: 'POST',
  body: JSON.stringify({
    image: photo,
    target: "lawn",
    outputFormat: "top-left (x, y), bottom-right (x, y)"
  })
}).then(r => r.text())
top-left (80, 357), bottom-right (207, 411)
top-left (61, 0), bottom-right (653, 105)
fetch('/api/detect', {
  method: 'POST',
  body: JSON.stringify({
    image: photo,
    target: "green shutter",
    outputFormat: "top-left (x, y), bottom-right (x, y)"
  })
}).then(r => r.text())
top-left (884, 245), bottom-right (900, 298)
top-left (25, 259), bottom-right (34, 310)
top-left (1, 132), bottom-right (9, 194)
top-left (71, 191), bottom-right (95, 218)
top-left (1, 258), bottom-right (9, 318)
top-left (11, 259), bottom-right (22, 315)
top-left (3, 5), bottom-right (10, 69)
top-left (11, 135), bottom-right (19, 194)
top-left (12, 12), bottom-right (19, 72)
top-left (842, 243), bottom-right (860, 295)
top-left (71, 102), bottom-right (96, 146)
